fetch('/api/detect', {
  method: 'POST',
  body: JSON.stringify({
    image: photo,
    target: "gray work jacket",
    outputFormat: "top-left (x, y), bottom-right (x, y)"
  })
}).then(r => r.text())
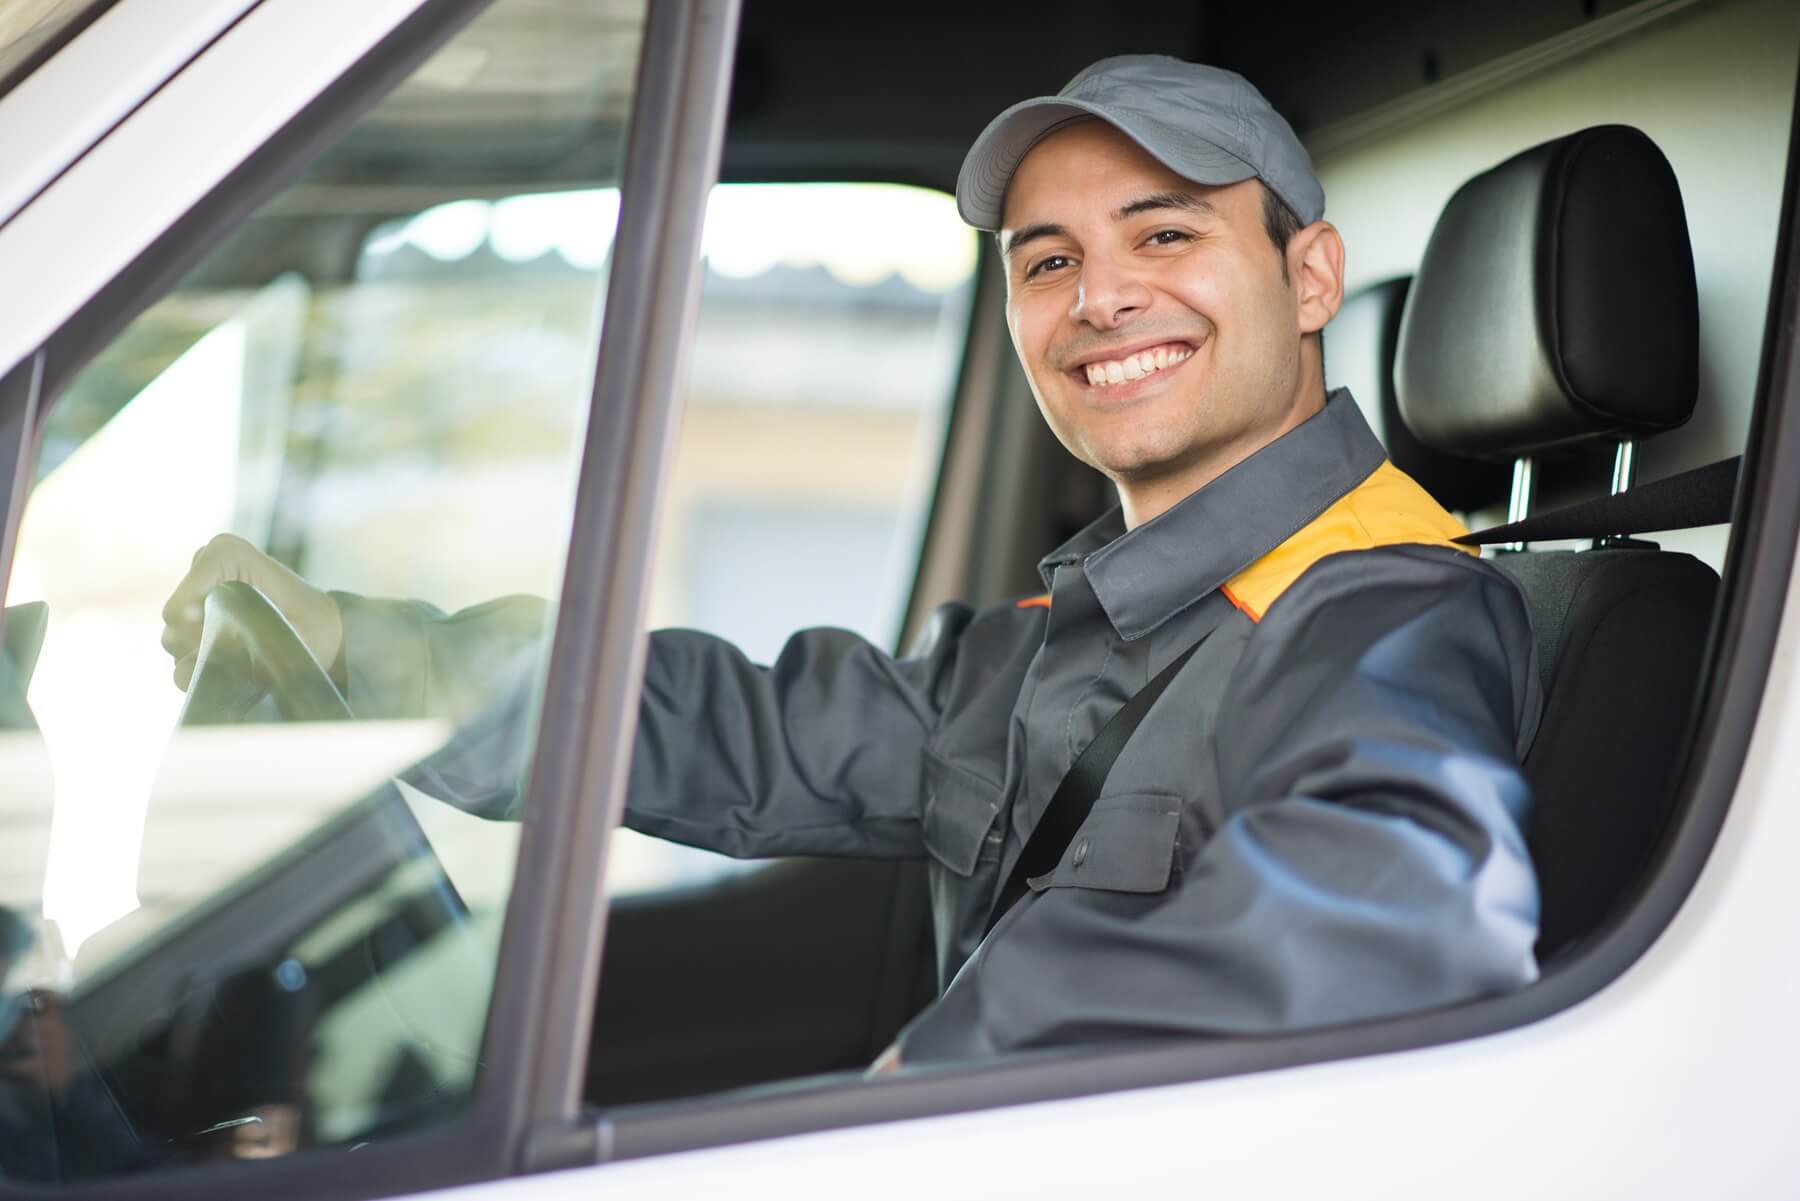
top-left (340, 391), bottom-right (1542, 1064)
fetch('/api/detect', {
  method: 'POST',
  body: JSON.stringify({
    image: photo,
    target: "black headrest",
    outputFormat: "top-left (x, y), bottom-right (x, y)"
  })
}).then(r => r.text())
top-left (1329, 277), bottom-right (1510, 512)
top-left (1396, 125), bottom-right (1699, 460)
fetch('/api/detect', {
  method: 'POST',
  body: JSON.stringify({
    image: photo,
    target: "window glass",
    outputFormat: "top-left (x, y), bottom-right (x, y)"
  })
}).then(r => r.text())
top-left (610, 182), bottom-right (977, 894)
top-left (326, 181), bottom-right (975, 901)
top-left (0, 0), bottom-right (645, 1182)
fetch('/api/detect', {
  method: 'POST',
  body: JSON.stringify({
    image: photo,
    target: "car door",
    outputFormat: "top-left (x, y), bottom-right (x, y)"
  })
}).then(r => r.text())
top-left (9, 1), bottom-right (1800, 1198)
top-left (0, 0), bottom-right (737, 1194)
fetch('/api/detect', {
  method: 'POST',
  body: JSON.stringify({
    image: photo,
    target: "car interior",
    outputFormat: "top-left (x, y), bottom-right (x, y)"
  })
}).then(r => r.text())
top-left (592, 0), bottom-right (1772, 1109)
top-left (0, 0), bottom-right (1792, 1187)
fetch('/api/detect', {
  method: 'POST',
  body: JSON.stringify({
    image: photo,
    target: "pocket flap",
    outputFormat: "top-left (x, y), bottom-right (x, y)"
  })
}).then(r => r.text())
top-left (1028, 797), bottom-right (1180, 893)
top-left (922, 751), bottom-right (1003, 877)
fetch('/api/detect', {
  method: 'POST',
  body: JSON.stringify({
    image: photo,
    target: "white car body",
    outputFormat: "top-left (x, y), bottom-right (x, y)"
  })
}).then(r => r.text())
top-left (0, 0), bottom-right (1794, 1196)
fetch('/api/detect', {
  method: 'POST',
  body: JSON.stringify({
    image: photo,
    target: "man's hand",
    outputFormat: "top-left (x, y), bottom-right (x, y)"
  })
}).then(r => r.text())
top-left (161, 534), bottom-right (343, 691)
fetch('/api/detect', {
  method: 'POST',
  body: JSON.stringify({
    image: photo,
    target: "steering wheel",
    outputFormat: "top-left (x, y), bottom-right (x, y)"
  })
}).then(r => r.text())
top-left (178, 581), bottom-right (351, 725)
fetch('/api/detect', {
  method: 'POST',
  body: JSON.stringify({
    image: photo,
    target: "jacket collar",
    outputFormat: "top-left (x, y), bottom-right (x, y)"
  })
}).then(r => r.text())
top-left (1037, 389), bottom-right (1386, 641)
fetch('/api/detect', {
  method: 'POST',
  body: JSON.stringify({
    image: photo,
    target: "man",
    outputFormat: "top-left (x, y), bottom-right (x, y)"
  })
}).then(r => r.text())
top-left (164, 56), bottom-right (1541, 1067)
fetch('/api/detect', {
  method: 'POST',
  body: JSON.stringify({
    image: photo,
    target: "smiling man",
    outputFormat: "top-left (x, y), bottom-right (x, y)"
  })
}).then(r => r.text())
top-left (164, 57), bottom-right (1543, 1069)
top-left (876, 55), bottom-right (1541, 1060)
top-left (995, 121), bottom-right (1338, 529)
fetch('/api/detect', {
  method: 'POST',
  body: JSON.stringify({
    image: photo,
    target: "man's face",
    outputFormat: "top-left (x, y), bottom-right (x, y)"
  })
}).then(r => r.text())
top-left (1000, 121), bottom-right (1317, 506)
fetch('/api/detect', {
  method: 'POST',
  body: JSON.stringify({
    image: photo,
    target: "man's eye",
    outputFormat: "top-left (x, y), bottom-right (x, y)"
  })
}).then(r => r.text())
top-left (1025, 254), bottom-right (1072, 280)
top-left (1146, 229), bottom-right (1192, 247)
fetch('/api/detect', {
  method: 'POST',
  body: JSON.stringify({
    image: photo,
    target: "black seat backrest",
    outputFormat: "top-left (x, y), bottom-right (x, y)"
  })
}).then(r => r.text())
top-left (1395, 125), bottom-right (1713, 962)
top-left (1328, 277), bottom-right (1509, 514)
top-left (1494, 550), bottom-right (1714, 957)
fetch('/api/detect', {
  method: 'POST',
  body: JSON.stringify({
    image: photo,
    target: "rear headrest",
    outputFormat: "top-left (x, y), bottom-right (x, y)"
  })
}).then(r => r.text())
top-left (1329, 277), bottom-right (1510, 512)
top-left (1396, 125), bottom-right (1699, 459)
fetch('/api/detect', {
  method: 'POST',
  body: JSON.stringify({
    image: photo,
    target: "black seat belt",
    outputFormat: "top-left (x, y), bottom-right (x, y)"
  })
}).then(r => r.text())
top-left (984, 637), bottom-right (1205, 935)
top-left (1454, 455), bottom-right (1739, 546)
top-left (979, 453), bottom-right (1741, 940)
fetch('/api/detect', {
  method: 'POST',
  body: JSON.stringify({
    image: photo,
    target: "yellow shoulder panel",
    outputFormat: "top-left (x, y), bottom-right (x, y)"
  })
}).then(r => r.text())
top-left (1220, 461), bottom-right (1476, 622)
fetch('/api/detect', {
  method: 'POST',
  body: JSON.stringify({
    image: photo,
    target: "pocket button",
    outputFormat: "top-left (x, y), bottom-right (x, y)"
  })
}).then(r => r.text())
top-left (1072, 838), bottom-right (1090, 869)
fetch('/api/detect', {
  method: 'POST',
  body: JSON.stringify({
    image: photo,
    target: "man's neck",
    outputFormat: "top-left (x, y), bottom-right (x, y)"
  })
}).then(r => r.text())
top-left (1117, 385), bottom-right (1329, 530)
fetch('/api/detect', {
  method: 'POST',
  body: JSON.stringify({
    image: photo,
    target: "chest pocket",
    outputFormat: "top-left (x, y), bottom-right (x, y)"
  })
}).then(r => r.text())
top-left (921, 750), bottom-right (1004, 877)
top-left (1027, 794), bottom-right (1183, 893)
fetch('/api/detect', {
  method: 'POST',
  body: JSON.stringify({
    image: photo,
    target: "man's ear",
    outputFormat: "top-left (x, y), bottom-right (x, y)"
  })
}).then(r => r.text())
top-left (1289, 220), bottom-right (1345, 335)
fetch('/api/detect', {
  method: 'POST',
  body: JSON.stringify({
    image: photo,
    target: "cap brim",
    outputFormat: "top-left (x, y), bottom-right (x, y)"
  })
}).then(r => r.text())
top-left (956, 96), bottom-right (1257, 230)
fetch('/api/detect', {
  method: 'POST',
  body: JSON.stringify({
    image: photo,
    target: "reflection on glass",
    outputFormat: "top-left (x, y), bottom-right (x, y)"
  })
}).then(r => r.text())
top-left (0, 0), bottom-right (646, 1183)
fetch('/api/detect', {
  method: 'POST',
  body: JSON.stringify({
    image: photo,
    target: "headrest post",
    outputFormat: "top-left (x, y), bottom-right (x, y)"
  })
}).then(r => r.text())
top-left (1591, 438), bottom-right (1643, 549)
top-left (1611, 439), bottom-right (1637, 495)
top-left (1500, 456), bottom-right (1535, 553)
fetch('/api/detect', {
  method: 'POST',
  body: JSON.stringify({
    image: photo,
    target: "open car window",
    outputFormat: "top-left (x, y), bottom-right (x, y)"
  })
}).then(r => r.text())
top-left (565, 0), bottom-right (1795, 1167)
top-left (612, 181), bottom-right (975, 894)
top-left (0, 0), bottom-right (647, 1182)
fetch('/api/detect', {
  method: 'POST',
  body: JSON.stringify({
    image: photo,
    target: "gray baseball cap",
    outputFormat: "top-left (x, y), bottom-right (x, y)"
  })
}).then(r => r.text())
top-left (957, 54), bottom-right (1324, 232)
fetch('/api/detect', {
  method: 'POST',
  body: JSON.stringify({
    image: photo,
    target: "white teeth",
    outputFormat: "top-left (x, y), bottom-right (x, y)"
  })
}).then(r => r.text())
top-left (1083, 344), bottom-right (1192, 388)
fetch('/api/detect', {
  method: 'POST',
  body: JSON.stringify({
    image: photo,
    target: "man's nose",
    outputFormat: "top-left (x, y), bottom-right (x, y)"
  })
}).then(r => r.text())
top-left (1069, 256), bottom-right (1151, 329)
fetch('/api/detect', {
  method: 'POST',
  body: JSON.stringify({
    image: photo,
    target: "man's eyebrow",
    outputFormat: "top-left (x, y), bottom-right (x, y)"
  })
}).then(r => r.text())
top-left (1002, 192), bottom-right (1215, 258)
top-left (1002, 222), bottom-right (1067, 260)
top-left (1114, 191), bottom-right (1216, 221)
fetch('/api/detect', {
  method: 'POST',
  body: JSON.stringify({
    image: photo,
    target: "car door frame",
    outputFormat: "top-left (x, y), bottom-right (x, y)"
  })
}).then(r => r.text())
top-left (0, 0), bottom-right (262, 230)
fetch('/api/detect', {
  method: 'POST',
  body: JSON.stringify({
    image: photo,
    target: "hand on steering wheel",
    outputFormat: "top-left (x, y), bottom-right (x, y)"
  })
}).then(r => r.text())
top-left (162, 535), bottom-right (352, 724)
top-left (177, 581), bottom-right (351, 725)
top-left (162, 534), bottom-right (344, 692)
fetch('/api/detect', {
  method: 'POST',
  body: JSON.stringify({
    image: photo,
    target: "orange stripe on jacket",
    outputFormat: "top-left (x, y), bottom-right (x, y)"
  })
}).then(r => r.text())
top-left (1222, 461), bottom-right (1475, 623)
top-left (1219, 583), bottom-right (1258, 620)
top-left (1016, 594), bottom-right (1051, 610)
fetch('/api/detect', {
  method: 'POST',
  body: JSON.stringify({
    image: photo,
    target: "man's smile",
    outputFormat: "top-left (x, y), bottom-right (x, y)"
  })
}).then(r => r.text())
top-left (1062, 337), bottom-right (1203, 396)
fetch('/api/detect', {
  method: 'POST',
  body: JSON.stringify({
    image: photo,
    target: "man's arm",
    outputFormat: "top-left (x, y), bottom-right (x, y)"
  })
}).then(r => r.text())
top-left (164, 535), bottom-right (974, 859)
top-left (355, 609), bottom-right (973, 858)
top-left (393, 617), bottom-right (964, 860)
top-left (331, 590), bottom-right (549, 721)
top-left (160, 534), bottom-right (553, 722)
top-left (896, 546), bottom-right (1541, 1061)
top-left (621, 621), bottom-right (959, 860)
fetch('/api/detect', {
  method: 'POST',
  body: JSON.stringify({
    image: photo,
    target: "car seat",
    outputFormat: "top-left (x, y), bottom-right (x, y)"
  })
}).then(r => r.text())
top-left (1393, 124), bottom-right (1719, 962)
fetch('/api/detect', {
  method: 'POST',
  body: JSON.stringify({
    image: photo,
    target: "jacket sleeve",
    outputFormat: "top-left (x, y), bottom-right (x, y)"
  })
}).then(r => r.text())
top-left (897, 546), bottom-right (1542, 1061)
top-left (622, 609), bottom-right (972, 860)
top-left (338, 589), bottom-right (972, 858)
top-left (331, 591), bottom-right (551, 723)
